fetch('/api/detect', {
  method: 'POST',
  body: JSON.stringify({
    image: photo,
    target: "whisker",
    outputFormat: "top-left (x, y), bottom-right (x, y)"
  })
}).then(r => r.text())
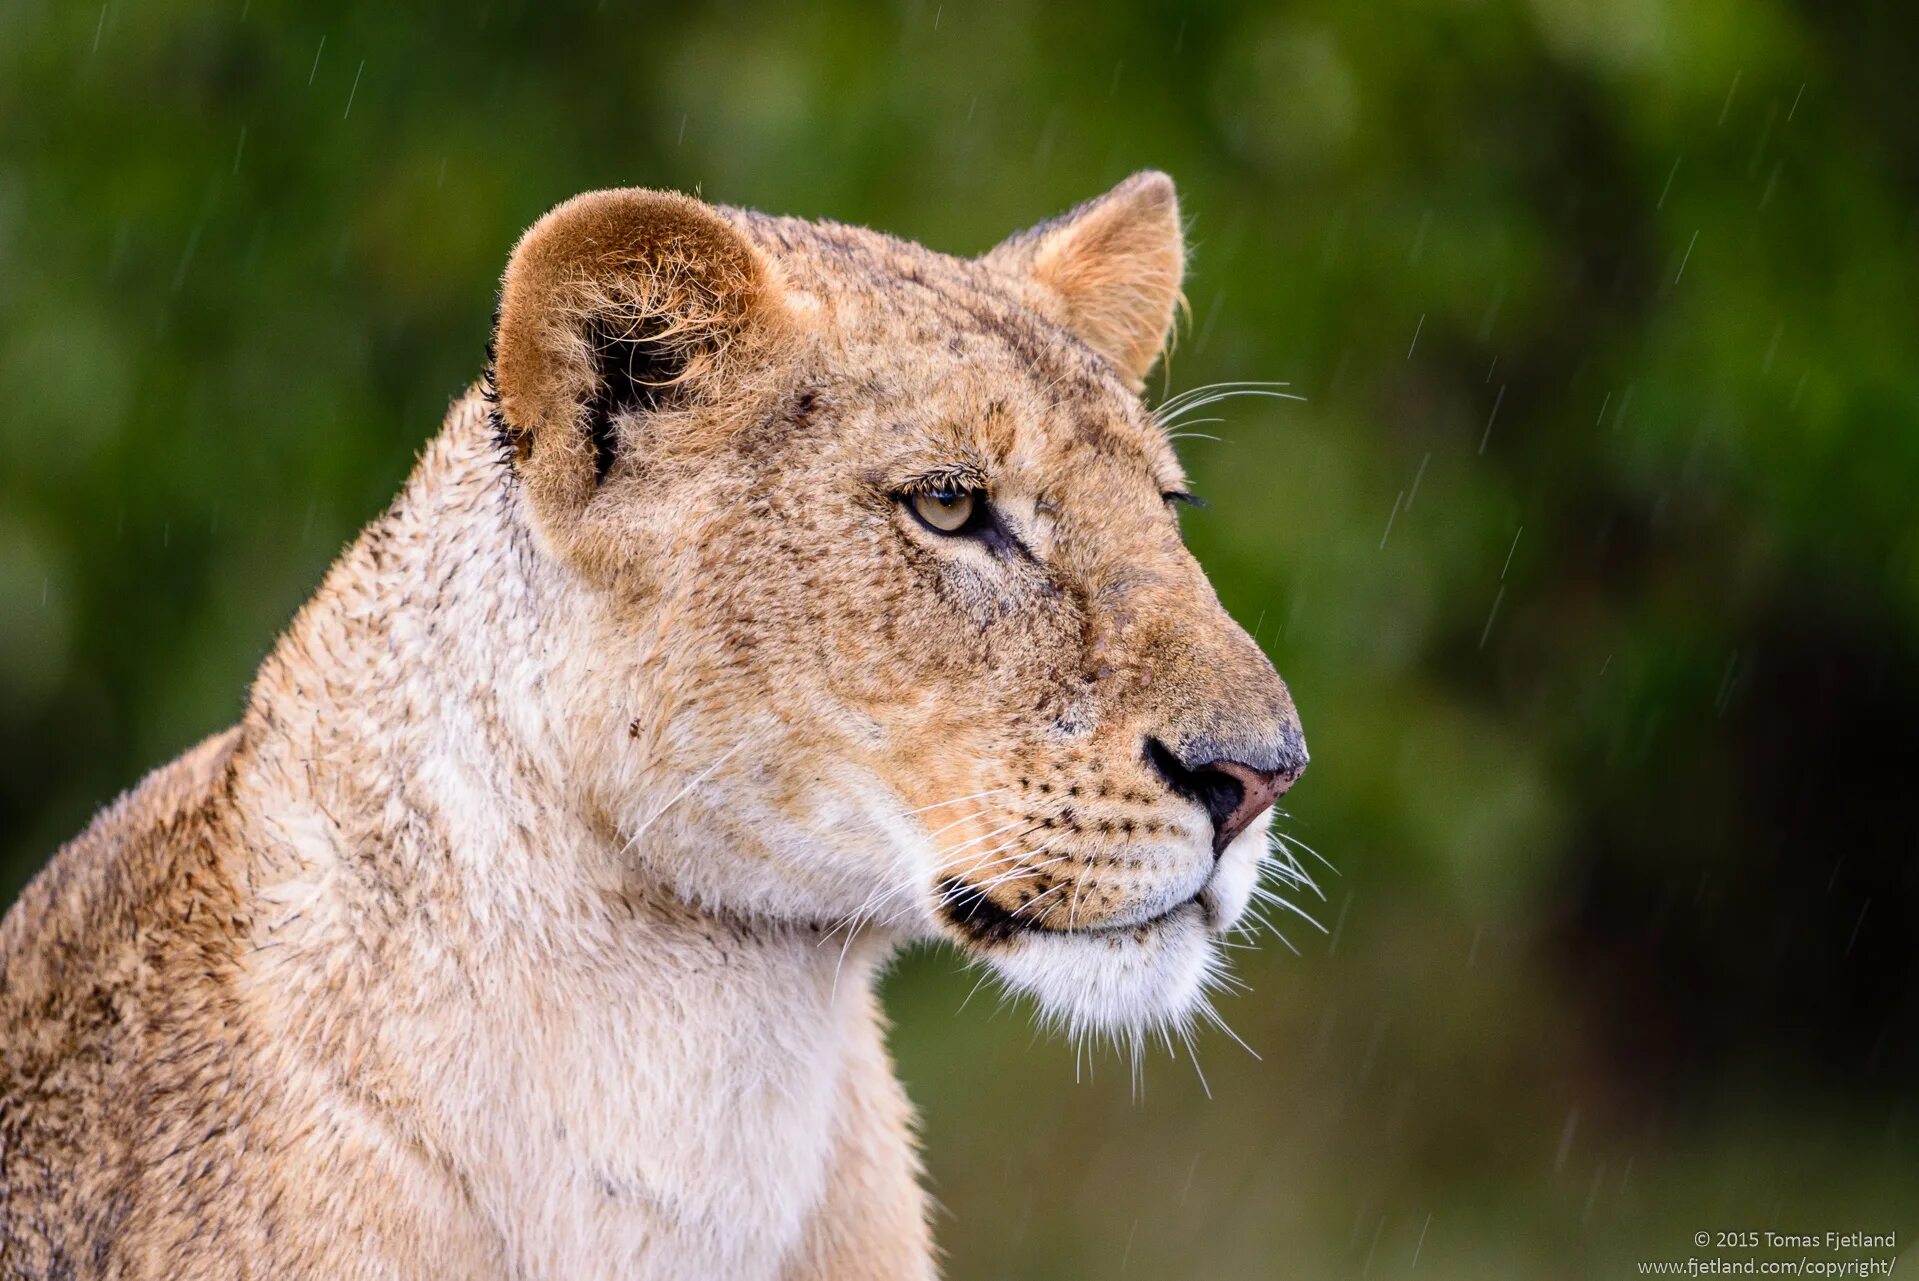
top-left (1198, 1001), bottom-right (1261, 1061)
top-left (1008, 881), bottom-right (1070, 917)
top-left (1248, 885), bottom-right (1328, 933)
top-left (898, 787), bottom-right (1009, 819)
top-left (1152, 379), bottom-right (1294, 417)
top-left (936, 816), bottom-right (1030, 859)
top-left (1154, 385), bottom-right (1306, 428)
top-left (1271, 827), bottom-right (1338, 874)
top-left (956, 966), bottom-right (996, 1014)
top-left (1181, 1028), bottom-right (1212, 1100)
top-left (619, 741), bottom-right (747, 855)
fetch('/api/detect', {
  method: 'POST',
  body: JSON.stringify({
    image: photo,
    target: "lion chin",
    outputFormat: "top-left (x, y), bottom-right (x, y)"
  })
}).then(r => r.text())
top-left (953, 815), bottom-right (1277, 1041)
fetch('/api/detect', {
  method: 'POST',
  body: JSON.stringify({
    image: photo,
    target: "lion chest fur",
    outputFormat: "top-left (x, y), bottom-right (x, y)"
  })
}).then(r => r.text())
top-left (222, 408), bottom-right (919, 1279)
top-left (0, 404), bottom-right (926, 1278)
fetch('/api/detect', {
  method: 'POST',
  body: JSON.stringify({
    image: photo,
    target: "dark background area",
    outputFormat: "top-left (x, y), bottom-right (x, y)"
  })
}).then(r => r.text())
top-left (3, 1), bottom-right (1915, 1275)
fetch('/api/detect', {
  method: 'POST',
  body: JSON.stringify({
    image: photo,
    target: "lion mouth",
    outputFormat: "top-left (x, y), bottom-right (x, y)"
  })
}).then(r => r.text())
top-left (934, 875), bottom-right (1204, 945)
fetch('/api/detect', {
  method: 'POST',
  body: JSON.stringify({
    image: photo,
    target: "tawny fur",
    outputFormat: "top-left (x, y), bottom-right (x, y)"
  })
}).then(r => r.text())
top-left (0, 173), bottom-right (1304, 1279)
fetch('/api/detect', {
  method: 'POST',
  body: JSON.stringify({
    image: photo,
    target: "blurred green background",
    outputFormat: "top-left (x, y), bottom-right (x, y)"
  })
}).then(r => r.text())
top-left (4, 0), bottom-right (1916, 1275)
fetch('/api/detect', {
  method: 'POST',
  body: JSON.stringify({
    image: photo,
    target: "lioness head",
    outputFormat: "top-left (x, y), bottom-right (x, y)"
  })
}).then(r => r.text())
top-left (488, 173), bottom-right (1306, 1043)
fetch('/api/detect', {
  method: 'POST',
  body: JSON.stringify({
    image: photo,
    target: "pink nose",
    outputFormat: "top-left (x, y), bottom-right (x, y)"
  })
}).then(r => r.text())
top-left (1146, 734), bottom-right (1309, 853)
top-left (1198, 759), bottom-right (1302, 851)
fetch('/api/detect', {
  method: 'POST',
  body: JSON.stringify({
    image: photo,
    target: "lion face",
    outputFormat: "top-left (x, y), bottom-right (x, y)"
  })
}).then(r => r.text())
top-left (490, 174), bottom-right (1306, 1043)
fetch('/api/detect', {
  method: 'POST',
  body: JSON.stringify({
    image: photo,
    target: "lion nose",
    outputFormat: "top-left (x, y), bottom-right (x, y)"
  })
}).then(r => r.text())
top-left (1146, 732), bottom-right (1308, 854)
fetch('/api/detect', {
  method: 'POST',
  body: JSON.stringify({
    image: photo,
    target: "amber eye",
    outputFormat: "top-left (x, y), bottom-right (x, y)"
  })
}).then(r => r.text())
top-left (910, 489), bottom-right (978, 534)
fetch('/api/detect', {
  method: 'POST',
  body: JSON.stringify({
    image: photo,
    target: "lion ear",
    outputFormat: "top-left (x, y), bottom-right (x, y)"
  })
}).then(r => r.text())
top-left (983, 171), bottom-right (1186, 391)
top-left (491, 188), bottom-right (786, 522)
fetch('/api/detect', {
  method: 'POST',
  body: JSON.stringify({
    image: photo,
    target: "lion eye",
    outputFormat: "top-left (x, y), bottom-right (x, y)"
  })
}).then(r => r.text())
top-left (910, 489), bottom-right (979, 534)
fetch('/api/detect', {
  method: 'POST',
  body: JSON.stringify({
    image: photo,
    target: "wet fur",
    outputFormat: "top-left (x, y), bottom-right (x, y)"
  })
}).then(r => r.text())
top-left (0, 174), bottom-right (1302, 1278)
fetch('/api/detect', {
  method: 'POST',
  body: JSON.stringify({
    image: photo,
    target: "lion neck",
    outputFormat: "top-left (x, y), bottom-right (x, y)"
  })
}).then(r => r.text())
top-left (223, 393), bottom-right (884, 1265)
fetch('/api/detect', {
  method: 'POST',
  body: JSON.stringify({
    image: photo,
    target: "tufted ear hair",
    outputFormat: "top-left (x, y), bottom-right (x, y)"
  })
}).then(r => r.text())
top-left (490, 187), bottom-right (787, 525)
top-left (983, 171), bottom-right (1186, 392)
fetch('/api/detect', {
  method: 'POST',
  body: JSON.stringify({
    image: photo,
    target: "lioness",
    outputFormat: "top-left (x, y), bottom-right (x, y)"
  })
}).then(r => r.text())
top-left (0, 173), bottom-right (1306, 1278)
